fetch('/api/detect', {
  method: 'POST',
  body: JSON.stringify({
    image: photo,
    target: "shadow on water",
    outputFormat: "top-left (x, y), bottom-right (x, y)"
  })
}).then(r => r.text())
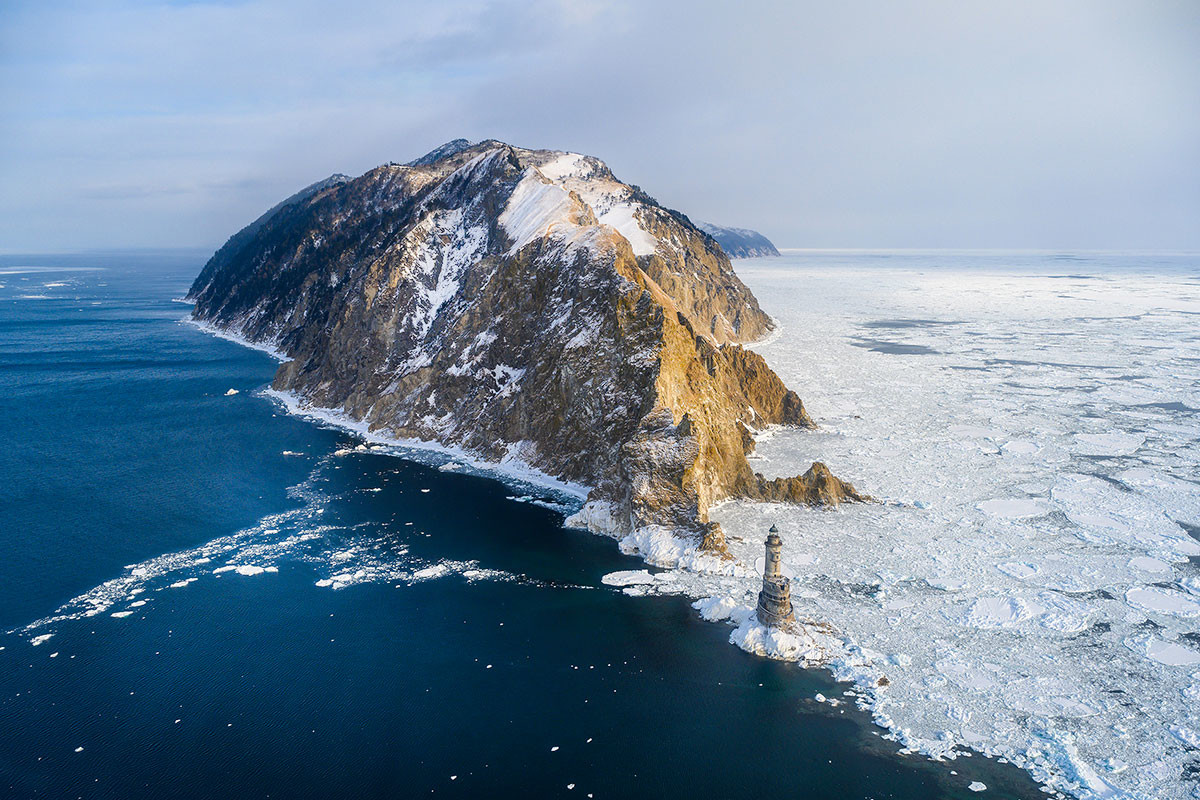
top-left (1134, 401), bottom-right (1198, 413)
top-left (850, 338), bottom-right (940, 356)
top-left (860, 319), bottom-right (964, 330)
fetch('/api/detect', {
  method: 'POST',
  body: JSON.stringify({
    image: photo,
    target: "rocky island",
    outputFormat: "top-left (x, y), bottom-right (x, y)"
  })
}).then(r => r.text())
top-left (188, 139), bottom-right (863, 554)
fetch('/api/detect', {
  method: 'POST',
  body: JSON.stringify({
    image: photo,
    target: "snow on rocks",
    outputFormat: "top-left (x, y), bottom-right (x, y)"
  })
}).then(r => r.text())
top-left (180, 167), bottom-right (1200, 800)
top-left (596, 204), bottom-right (657, 257)
top-left (617, 525), bottom-right (750, 577)
top-left (498, 171), bottom-right (579, 255)
top-left (532, 151), bottom-right (659, 256)
top-left (729, 608), bottom-right (832, 664)
top-left (564, 501), bottom-right (623, 537)
top-left (692, 594), bottom-right (743, 622)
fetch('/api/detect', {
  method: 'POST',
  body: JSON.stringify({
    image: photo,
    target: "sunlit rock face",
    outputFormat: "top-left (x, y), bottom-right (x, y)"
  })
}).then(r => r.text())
top-left (189, 139), bottom-right (861, 544)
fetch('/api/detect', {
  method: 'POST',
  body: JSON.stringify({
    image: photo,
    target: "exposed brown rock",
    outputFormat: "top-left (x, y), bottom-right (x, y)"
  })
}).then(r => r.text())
top-left (748, 462), bottom-right (871, 506)
top-left (188, 139), bottom-right (866, 551)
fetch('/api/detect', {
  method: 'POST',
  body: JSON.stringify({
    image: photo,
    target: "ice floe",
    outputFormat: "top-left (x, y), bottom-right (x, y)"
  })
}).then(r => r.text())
top-left (1124, 587), bottom-right (1200, 618)
top-left (600, 570), bottom-right (656, 588)
top-left (1072, 432), bottom-right (1144, 456)
top-left (977, 498), bottom-right (1052, 519)
top-left (1133, 638), bottom-right (1200, 667)
top-left (963, 596), bottom-right (1045, 628)
top-left (690, 256), bottom-right (1200, 800)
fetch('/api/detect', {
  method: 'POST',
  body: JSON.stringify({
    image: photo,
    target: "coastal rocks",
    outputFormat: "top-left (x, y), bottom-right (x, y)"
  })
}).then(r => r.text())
top-left (749, 462), bottom-right (869, 506)
top-left (188, 139), bottom-right (864, 545)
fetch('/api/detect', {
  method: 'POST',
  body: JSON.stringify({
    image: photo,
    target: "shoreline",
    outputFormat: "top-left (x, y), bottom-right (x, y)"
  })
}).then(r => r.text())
top-left (263, 387), bottom-right (591, 503)
top-left (184, 316), bottom-right (289, 363)
top-left (187, 311), bottom-right (1058, 799)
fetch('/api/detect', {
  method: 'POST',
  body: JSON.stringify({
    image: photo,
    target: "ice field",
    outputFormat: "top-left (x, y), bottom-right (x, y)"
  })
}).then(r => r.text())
top-left (692, 252), bottom-right (1200, 799)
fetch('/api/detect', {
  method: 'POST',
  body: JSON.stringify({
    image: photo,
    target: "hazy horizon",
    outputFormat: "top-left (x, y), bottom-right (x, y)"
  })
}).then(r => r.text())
top-left (2, 0), bottom-right (1197, 252)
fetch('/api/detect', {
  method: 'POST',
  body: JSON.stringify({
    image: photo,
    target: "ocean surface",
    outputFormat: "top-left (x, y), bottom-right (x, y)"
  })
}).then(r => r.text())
top-left (1, 251), bottom-right (1194, 800)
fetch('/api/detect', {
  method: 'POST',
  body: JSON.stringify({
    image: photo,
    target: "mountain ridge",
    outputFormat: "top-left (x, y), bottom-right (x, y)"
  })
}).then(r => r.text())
top-left (698, 222), bottom-right (781, 258)
top-left (188, 139), bottom-right (864, 553)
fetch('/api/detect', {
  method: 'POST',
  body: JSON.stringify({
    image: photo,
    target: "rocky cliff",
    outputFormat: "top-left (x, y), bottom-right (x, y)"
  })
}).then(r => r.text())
top-left (188, 139), bottom-right (862, 551)
top-left (697, 223), bottom-right (780, 258)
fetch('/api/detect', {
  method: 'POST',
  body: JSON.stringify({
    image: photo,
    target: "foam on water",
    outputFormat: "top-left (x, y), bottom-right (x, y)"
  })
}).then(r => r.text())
top-left (266, 388), bottom-right (589, 501)
top-left (10, 453), bottom-right (556, 643)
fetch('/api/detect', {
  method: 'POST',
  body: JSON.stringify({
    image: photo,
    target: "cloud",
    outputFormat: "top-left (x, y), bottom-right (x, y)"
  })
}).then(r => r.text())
top-left (1, 0), bottom-right (1197, 251)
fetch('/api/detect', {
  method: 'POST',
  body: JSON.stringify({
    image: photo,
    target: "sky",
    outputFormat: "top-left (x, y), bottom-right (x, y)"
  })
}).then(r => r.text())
top-left (1, 0), bottom-right (1197, 251)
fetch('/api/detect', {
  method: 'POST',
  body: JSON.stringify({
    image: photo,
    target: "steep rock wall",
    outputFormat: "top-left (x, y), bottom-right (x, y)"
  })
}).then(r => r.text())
top-left (188, 140), bottom-right (864, 549)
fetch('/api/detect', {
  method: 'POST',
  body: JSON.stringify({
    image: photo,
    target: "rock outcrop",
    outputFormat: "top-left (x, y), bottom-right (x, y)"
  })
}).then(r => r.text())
top-left (188, 139), bottom-right (862, 549)
top-left (697, 222), bottom-right (780, 258)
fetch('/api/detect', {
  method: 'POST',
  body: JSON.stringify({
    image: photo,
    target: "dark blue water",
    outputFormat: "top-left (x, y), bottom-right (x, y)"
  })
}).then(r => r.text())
top-left (0, 253), bottom-right (1044, 799)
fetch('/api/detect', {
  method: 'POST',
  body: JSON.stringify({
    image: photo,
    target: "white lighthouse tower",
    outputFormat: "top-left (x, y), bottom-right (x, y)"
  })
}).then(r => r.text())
top-left (756, 524), bottom-right (795, 627)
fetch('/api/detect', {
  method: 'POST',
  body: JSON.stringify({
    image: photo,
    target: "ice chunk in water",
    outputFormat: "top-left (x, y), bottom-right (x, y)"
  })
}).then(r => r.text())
top-left (601, 570), bottom-right (656, 587)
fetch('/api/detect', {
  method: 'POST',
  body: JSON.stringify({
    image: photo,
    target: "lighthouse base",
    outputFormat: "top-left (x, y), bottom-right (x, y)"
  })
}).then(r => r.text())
top-left (756, 581), bottom-right (796, 629)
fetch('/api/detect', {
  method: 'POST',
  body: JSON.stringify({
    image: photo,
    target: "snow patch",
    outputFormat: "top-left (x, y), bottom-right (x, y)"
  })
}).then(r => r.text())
top-left (499, 172), bottom-right (578, 254)
top-left (597, 204), bottom-right (657, 257)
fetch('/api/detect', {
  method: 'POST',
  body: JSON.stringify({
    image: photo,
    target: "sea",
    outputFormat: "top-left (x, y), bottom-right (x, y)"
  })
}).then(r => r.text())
top-left (1, 249), bottom-right (1196, 800)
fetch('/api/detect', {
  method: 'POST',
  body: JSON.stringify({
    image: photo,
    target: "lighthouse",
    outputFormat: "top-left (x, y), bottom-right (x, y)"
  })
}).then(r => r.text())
top-left (756, 524), bottom-right (795, 627)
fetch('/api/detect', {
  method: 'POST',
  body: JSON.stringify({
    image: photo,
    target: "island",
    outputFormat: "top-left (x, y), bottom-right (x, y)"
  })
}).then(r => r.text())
top-left (188, 139), bottom-right (863, 555)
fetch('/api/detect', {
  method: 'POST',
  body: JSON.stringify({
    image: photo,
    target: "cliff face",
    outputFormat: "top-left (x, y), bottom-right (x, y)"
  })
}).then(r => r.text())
top-left (697, 223), bottom-right (781, 258)
top-left (188, 140), bottom-right (861, 546)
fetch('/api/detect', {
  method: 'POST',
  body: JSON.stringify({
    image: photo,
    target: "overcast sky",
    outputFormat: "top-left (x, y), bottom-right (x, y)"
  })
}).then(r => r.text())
top-left (1, 0), bottom-right (1197, 251)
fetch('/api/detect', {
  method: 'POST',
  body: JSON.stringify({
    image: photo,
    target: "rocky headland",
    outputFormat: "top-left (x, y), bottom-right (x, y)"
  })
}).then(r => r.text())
top-left (188, 139), bottom-right (863, 554)
top-left (697, 222), bottom-right (780, 258)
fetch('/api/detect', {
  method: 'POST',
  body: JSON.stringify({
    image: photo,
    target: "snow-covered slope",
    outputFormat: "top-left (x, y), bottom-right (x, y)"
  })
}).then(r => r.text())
top-left (188, 139), bottom-right (862, 544)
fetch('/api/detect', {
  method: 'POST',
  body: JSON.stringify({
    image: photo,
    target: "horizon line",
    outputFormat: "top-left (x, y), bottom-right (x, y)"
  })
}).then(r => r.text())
top-left (3, 245), bottom-right (1199, 258)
